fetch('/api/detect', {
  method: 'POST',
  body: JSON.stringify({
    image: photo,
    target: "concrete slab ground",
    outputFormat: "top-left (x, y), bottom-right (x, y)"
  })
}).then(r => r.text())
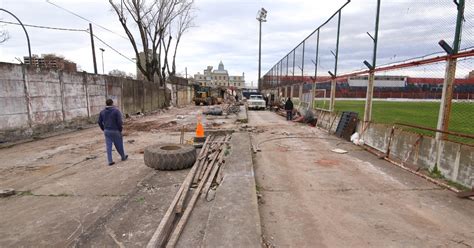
top-left (0, 105), bottom-right (262, 247)
top-left (0, 105), bottom-right (251, 246)
top-left (249, 110), bottom-right (474, 247)
top-left (176, 132), bottom-right (261, 248)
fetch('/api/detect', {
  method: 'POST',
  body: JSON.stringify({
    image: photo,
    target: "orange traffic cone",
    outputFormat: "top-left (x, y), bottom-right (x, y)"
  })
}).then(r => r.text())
top-left (195, 117), bottom-right (205, 138)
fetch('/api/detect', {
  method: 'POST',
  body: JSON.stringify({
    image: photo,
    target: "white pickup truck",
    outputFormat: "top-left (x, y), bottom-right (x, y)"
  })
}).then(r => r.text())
top-left (247, 95), bottom-right (266, 110)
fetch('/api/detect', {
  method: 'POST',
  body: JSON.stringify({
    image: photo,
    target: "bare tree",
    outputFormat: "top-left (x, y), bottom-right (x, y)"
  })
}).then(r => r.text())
top-left (109, 0), bottom-right (195, 87)
top-left (0, 31), bottom-right (8, 43)
top-left (0, 21), bottom-right (9, 43)
top-left (109, 69), bottom-right (135, 79)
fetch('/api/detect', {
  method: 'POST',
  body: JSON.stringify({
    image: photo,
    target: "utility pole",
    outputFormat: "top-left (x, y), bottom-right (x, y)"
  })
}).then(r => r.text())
top-left (89, 23), bottom-right (98, 74)
top-left (257, 8), bottom-right (267, 91)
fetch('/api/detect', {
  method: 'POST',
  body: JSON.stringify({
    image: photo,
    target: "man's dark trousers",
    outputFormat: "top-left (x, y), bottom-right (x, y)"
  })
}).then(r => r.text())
top-left (286, 110), bottom-right (293, 121)
top-left (104, 129), bottom-right (126, 164)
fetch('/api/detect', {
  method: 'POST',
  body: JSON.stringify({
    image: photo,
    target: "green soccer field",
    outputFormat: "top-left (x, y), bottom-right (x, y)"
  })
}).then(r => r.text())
top-left (312, 100), bottom-right (474, 138)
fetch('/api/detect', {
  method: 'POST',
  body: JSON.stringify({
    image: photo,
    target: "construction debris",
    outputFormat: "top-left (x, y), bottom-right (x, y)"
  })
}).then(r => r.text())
top-left (147, 134), bottom-right (231, 248)
top-left (331, 148), bottom-right (348, 154)
top-left (203, 106), bottom-right (223, 116)
top-left (0, 188), bottom-right (15, 198)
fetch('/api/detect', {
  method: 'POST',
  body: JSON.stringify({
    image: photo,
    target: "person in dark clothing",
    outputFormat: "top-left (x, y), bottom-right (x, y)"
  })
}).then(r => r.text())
top-left (284, 97), bottom-right (294, 121)
top-left (98, 99), bottom-right (128, 166)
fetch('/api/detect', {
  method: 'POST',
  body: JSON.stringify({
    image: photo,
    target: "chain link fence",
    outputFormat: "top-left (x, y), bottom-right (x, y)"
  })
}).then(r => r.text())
top-left (262, 0), bottom-right (473, 145)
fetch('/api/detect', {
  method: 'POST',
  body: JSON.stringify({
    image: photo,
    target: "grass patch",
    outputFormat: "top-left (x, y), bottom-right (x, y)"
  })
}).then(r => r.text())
top-left (313, 100), bottom-right (473, 142)
top-left (429, 165), bottom-right (444, 179)
top-left (17, 190), bottom-right (34, 196)
top-left (136, 196), bottom-right (145, 203)
top-left (48, 193), bottom-right (73, 197)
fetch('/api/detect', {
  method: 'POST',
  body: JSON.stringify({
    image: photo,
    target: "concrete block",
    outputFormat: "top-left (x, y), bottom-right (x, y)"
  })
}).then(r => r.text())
top-left (0, 97), bottom-right (28, 115)
top-left (27, 81), bottom-right (61, 97)
top-left (458, 145), bottom-right (474, 187)
top-left (63, 83), bottom-right (86, 97)
top-left (438, 141), bottom-right (460, 173)
top-left (0, 63), bottom-right (23, 81)
top-left (0, 114), bottom-right (29, 130)
top-left (29, 96), bottom-right (62, 113)
top-left (0, 79), bottom-right (25, 97)
top-left (31, 110), bottom-right (63, 125)
top-left (362, 123), bottom-right (391, 152)
top-left (202, 132), bottom-right (261, 247)
top-left (415, 137), bottom-right (437, 170)
top-left (64, 109), bottom-right (88, 121)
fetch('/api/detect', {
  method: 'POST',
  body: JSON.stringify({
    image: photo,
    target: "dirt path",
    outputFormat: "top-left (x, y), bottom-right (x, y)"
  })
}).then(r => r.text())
top-left (250, 110), bottom-right (474, 247)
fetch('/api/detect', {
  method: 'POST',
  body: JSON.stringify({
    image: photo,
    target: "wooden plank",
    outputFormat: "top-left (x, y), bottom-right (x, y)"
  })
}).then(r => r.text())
top-left (193, 136), bottom-right (214, 184)
top-left (146, 137), bottom-right (211, 248)
top-left (146, 185), bottom-right (185, 248)
top-left (202, 135), bottom-right (231, 198)
top-left (198, 149), bottom-right (220, 181)
top-left (175, 136), bottom-right (212, 214)
top-left (201, 150), bottom-right (225, 199)
top-left (166, 149), bottom-right (223, 248)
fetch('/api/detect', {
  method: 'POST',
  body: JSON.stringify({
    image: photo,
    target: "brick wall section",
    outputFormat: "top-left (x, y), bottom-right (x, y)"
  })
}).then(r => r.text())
top-left (0, 62), bottom-right (165, 142)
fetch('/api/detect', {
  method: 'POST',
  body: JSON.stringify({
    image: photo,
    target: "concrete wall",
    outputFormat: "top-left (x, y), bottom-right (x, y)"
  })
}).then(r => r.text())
top-left (0, 62), bottom-right (165, 142)
top-left (312, 110), bottom-right (473, 188)
top-left (359, 122), bottom-right (473, 188)
top-left (176, 86), bottom-right (193, 107)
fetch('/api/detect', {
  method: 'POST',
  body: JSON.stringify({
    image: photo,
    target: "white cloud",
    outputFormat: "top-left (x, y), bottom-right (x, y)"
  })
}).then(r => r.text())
top-left (1, 0), bottom-right (472, 86)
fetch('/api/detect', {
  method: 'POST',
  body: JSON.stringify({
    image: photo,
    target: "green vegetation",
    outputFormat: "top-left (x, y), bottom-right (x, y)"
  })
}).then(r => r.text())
top-left (136, 196), bottom-right (145, 203)
top-left (426, 166), bottom-right (470, 191)
top-left (18, 190), bottom-right (34, 196)
top-left (313, 100), bottom-right (474, 139)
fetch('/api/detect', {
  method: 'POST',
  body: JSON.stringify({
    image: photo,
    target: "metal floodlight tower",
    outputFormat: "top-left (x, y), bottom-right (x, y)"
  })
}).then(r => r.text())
top-left (257, 7), bottom-right (267, 90)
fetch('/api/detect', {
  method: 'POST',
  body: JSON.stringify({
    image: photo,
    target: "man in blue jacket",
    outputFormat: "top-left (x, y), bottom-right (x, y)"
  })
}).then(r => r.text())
top-left (98, 99), bottom-right (128, 166)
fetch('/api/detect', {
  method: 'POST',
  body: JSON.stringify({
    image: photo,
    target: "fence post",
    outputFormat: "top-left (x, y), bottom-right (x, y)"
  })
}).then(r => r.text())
top-left (329, 10), bottom-right (342, 112)
top-left (330, 79), bottom-right (336, 111)
top-left (364, 72), bottom-right (375, 124)
top-left (363, 0), bottom-right (381, 128)
top-left (299, 84), bottom-right (303, 99)
top-left (436, 0), bottom-right (464, 141)
top-left (312, 29), bottom-right (320, 110)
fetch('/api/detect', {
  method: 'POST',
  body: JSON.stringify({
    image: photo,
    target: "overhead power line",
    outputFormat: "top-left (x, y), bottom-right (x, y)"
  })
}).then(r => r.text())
top-left (0, 20), bottom-right (87, 32)
top-left (91, 32), bottom-right (136, 64)
top-left (1, 19), bottom-right (135, 65)
top-left (45, 0), bottom-right (133, 43)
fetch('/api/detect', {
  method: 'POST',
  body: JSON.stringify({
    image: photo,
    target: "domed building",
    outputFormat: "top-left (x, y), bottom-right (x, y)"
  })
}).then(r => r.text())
top-left (193, 61), bottom-right (245, 89)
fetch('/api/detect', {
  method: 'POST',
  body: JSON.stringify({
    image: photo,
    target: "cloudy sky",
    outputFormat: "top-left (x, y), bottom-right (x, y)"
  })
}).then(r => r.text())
top-left (0, 0), bottom-right (472, 85)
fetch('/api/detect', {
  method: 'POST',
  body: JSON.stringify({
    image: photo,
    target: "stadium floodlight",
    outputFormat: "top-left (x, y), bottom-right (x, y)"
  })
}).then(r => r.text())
top-left (257, 7), bottom-right (267, 91)
top-left (438, 40), bottom-right (454, 55)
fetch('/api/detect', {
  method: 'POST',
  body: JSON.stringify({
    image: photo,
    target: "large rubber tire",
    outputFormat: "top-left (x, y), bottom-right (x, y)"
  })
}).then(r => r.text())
top-left (144, 144), bottom-right (197, 170)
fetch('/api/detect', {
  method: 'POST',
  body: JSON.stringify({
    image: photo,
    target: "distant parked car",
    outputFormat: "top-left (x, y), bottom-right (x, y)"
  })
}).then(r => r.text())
top-left (247, 95), bottom-right (266, 110)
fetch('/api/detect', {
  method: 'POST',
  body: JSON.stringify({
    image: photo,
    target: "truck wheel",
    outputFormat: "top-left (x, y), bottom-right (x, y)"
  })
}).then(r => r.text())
top-left (144, 144), bottom-right (196, 170)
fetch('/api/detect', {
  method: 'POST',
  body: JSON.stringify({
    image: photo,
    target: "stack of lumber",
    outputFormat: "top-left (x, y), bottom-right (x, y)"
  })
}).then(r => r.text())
top-left (147, 134), bottom-right (231, 248)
